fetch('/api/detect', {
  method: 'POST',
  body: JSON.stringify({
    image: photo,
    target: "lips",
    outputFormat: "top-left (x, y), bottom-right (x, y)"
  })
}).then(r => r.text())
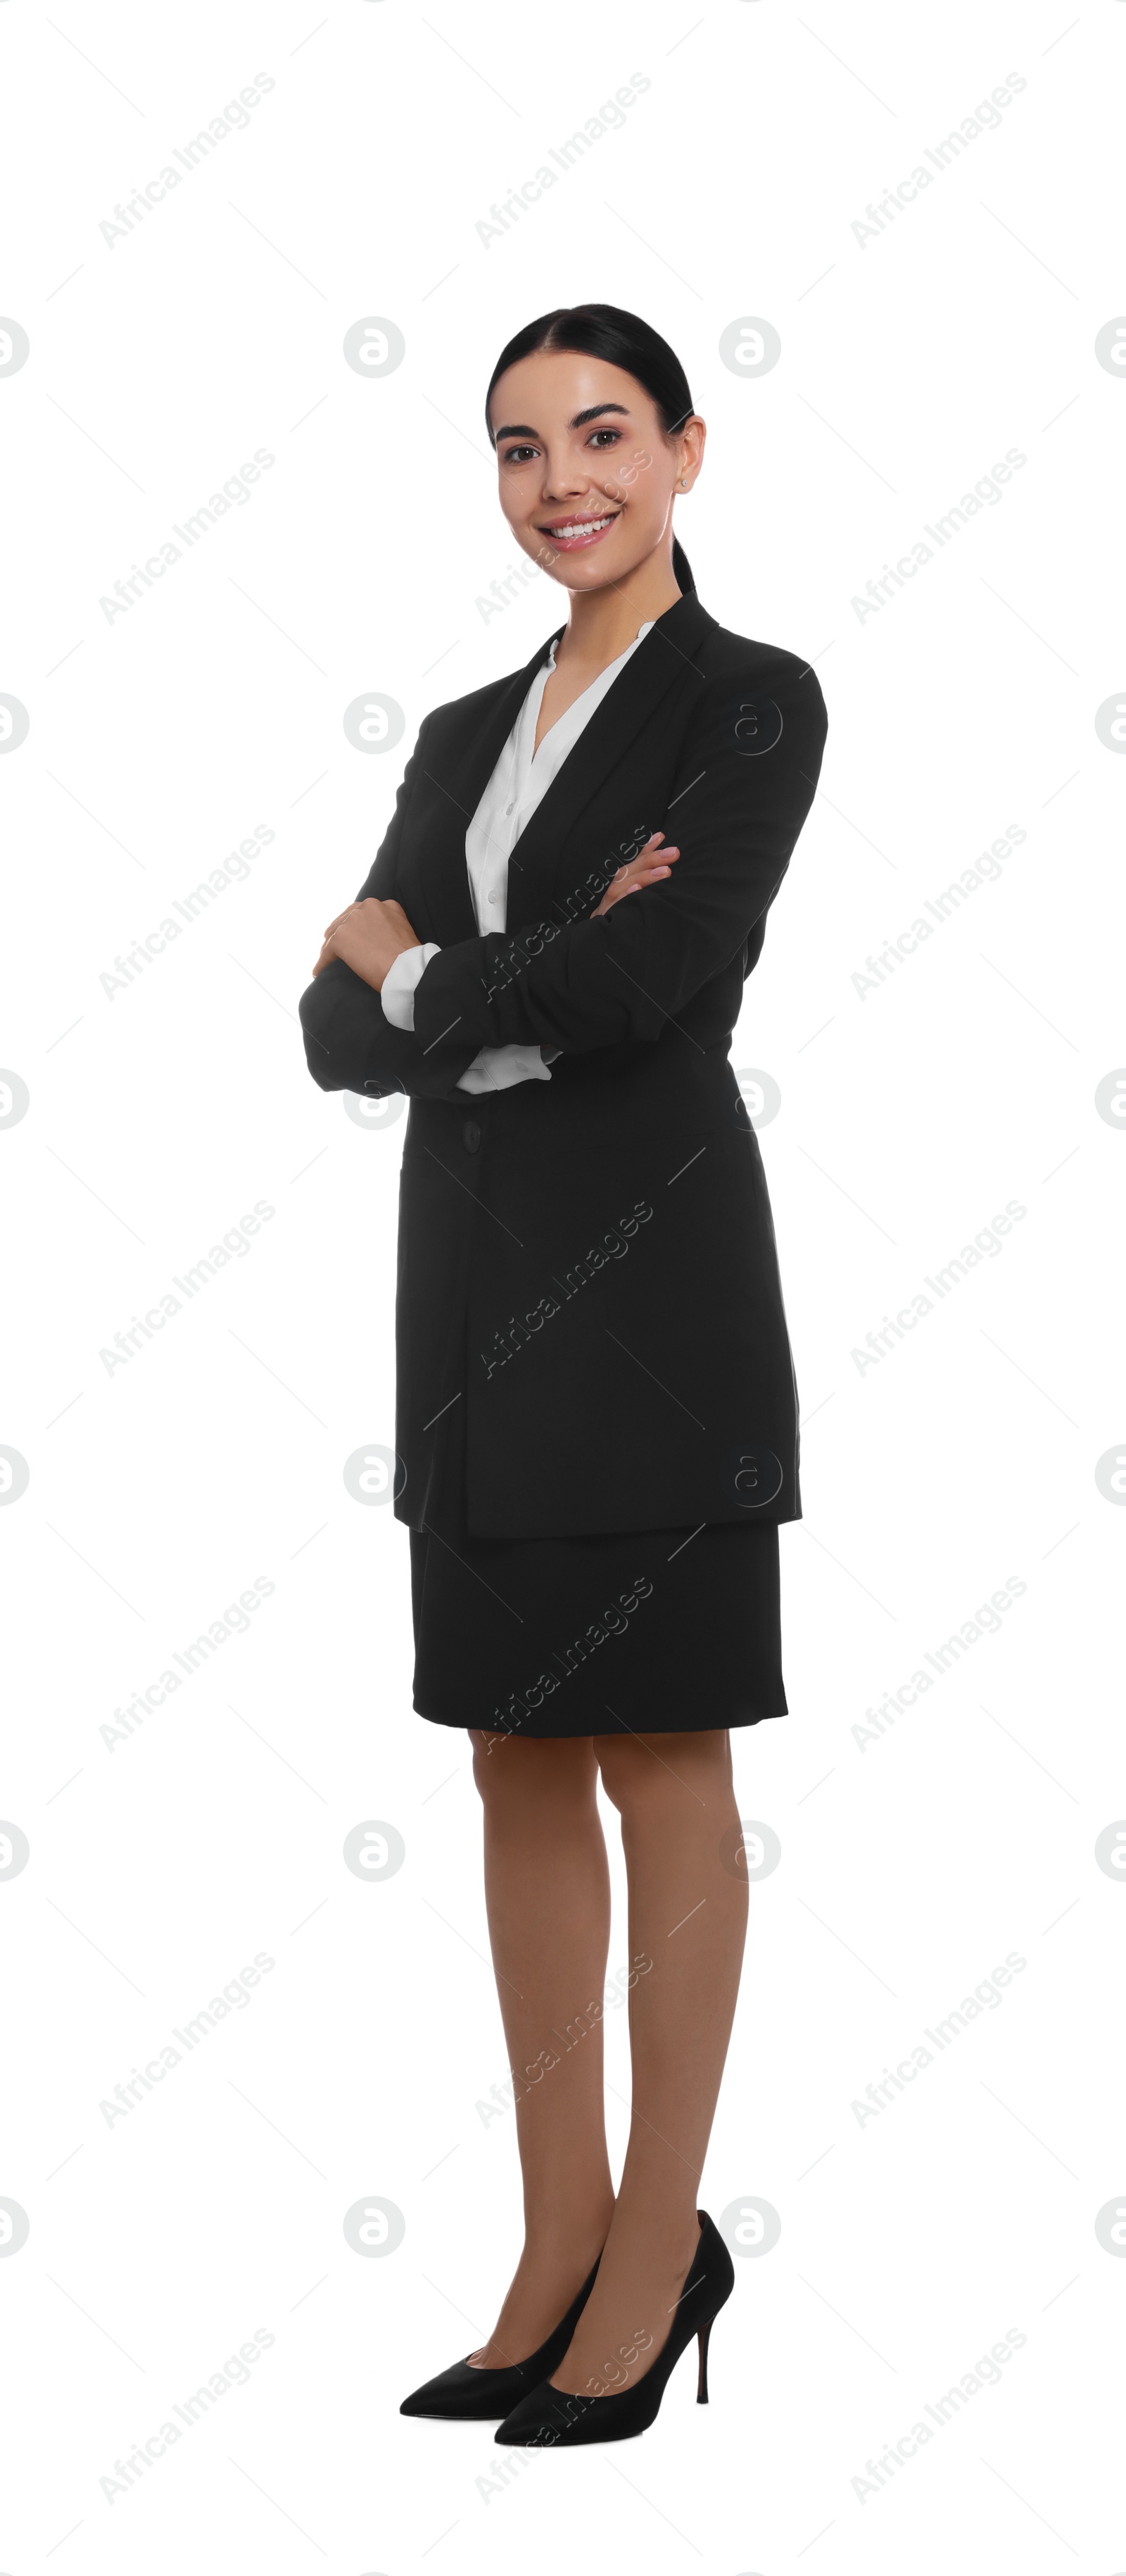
top-left (536, 510), bottom-right (621, 551)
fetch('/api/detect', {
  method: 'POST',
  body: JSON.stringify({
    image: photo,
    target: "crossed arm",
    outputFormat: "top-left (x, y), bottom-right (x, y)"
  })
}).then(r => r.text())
top-left (307, 835), bottom-right (679, 994)
top-left (298, 664), bottom-right (825, 1095)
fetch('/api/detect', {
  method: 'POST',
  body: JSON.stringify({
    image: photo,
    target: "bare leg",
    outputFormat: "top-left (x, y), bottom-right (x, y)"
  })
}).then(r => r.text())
top-left (467, 1729), bottom-right (616, 2366)
top-left (547, 1727), bottom-right (748, 2395)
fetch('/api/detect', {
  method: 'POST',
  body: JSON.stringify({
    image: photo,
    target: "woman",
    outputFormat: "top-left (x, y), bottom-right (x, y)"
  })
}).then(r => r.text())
top-left (300, 305), bottom-right (826, 2446)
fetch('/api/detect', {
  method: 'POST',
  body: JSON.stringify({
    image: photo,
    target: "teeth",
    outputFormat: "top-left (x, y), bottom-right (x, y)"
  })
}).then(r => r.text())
top-left (548, 516), bottom-right (614, 538)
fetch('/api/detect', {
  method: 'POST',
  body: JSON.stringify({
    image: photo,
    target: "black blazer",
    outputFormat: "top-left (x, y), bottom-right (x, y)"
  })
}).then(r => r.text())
top-left (299, 591), bottom-right (827, 1540)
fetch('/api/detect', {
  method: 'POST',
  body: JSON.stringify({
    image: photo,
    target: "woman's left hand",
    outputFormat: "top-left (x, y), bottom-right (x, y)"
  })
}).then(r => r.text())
top-left (591, 832), bottom-right (680, 916)
top-left (312, 897), bottom-right (420, 991)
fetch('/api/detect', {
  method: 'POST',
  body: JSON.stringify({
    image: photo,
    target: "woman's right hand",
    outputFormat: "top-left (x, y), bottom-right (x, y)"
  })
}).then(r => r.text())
top-left (310, 896), bottom-right (420, 991)
top-left (591, 831), bottom-right (680, 916)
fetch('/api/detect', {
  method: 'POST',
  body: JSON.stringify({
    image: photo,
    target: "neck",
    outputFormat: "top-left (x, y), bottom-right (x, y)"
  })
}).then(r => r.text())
top-left (556, 546), bottom-right (682, 667)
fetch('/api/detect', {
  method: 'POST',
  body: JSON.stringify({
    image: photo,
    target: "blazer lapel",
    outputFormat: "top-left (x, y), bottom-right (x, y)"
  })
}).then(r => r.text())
top-left (415, 631), bottom-right (562, 941)
top-left (504, 592), bottom-right (715, 931)
top-left (416, 592), bottom-right (714, 943)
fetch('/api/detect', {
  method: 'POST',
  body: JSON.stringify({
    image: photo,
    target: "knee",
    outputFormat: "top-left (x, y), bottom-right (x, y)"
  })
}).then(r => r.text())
top-left (470, 1729), bottom-right (525, 1809)
top-left (593, 1738), bottom-right (668, 1828)
top-left (469, 1728), bottom-right (507, 1802)
top-left (595, 1728), bottom-right (734, 1826)
top-left (469, 1729), bottom-right (597, 1814)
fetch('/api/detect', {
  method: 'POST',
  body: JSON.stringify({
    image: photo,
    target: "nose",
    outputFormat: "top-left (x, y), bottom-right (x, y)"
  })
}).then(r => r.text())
top-left (540, 448), bottom-right (599, 503)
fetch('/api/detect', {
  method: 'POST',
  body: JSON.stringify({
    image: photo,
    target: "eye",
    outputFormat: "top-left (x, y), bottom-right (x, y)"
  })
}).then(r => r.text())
top-left (589, 428), bottom-right (622, 448)
top-left (500, 444), bottom-right (538, 465)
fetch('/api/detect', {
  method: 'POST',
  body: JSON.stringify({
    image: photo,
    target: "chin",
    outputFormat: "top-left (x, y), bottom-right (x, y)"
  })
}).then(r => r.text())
top-left (550, 549), bottom-right (643, 593)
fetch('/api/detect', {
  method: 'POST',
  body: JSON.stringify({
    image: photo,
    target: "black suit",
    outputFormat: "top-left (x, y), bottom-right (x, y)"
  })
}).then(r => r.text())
top-left (299, 590), bottom-right (827, 1543)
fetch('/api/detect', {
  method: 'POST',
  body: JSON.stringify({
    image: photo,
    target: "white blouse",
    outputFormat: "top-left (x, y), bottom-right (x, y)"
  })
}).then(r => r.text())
top-left (381, 620), bottom-right (654, 1091)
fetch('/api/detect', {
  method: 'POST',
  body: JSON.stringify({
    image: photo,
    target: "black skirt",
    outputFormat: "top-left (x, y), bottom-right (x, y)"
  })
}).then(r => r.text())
top-left (409, 1516), bottom-right (787, 1738)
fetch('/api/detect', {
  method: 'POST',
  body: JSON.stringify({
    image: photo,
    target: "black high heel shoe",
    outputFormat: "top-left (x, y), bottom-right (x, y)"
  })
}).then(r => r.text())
top-left (399, 2254), bottom-right (603, 2422)
top-left (493, 2210), bottom-right (733, 2447)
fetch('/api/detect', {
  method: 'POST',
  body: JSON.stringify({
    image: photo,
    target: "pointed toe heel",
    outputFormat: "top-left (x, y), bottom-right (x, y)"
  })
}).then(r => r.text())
top-left (495, 2209), bottom-right (734, 2448)
top-left (399, 2253), bottom-right (602, 2423)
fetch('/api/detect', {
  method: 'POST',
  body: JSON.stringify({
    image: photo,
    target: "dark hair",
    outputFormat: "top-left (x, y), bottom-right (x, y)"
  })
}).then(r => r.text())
top-left (485, 302), bottom-right (697, 596)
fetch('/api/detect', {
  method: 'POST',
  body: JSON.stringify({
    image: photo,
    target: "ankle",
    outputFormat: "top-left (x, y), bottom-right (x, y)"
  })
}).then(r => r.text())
top-left (604, 2201), bottom-right (701, 2263)
top-left (521, 2202), bottom-right (614, 2268)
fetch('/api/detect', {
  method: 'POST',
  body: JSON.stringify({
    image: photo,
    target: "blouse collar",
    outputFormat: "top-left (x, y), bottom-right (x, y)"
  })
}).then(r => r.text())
top-left (545, 618), bottom-right (654, 673)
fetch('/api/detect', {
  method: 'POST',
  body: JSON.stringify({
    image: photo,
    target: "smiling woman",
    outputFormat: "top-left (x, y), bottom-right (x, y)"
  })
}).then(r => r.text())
top-left (298, 301), bottom-right (828, 2449)
top-left (487, 313), bottom-right (705, 741)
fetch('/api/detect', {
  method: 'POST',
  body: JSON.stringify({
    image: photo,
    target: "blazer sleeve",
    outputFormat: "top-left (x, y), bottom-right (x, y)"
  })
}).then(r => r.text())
top-left (410, 660), bottom-right (828, 1060)
top-left (297, 715), bottom-right (481, 1100)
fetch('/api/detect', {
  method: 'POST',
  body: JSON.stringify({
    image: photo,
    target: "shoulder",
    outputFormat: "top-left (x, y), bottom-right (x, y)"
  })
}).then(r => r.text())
top-left (422, 674), bottom-right (512, 735)
top-left (687, 613), bottom-right (828, 763)
top-left (695, 616), bottom-right (826, 720)
top-left (419, 639), bottom-right (556, 745)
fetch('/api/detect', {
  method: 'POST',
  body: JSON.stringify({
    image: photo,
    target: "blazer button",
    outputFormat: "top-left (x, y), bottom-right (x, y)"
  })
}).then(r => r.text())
top-left (462, 1119), bottom-right (482, 1154)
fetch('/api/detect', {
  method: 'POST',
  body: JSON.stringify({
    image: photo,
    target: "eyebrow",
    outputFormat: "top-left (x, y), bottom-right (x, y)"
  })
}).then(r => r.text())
top-left (492, 402), bottom-right (631, 443)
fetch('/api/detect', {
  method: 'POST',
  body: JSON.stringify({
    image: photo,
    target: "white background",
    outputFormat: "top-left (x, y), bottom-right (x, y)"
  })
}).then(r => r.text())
top-left (1, 1), bottom-right (1123, 2568)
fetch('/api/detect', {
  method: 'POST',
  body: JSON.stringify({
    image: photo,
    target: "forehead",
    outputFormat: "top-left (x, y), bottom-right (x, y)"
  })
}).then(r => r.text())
top-left (488, 348), bottom-right (649, 432)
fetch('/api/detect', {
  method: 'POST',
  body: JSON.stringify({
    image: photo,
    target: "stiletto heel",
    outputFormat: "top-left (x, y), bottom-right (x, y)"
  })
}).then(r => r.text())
top-left (495, 2210), bottom-right (735, 2447)
top-left (400, 2253), bottom-right (602, 2421)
